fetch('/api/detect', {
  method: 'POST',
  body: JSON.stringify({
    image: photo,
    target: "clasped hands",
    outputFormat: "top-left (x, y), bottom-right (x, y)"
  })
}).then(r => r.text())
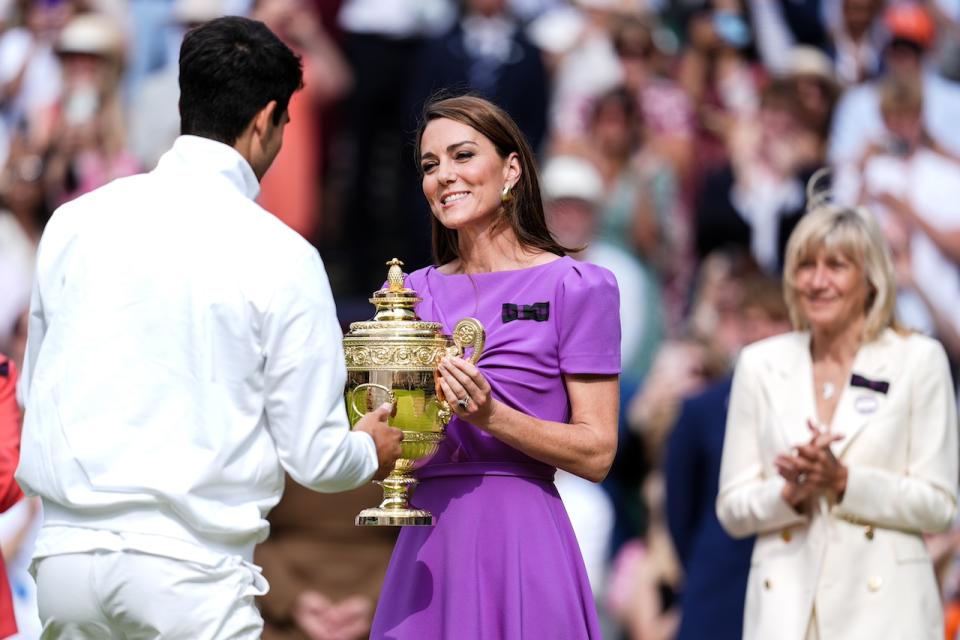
top-left (292, 590), bottom-right (372, 640)
top-left (775, 420), bottom-right (848, 512)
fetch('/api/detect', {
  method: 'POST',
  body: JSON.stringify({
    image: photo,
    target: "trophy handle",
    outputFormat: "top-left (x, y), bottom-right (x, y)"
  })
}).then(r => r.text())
top-left (348, 383), bottom-right (396, 421)
top-left (450, 317), bottom-right (485, 364)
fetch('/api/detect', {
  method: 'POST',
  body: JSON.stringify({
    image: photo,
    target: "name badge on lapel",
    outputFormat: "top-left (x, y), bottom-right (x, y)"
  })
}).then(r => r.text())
top-left (850, 373), bottom-right (887, 415)
top-left (854, 395), bottom-right (879, 415)
top-left (502, 302), bottom-right (549, 323)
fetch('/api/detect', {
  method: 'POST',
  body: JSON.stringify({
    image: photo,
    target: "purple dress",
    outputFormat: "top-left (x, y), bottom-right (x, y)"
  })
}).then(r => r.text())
top-left (370, 257), bottom-right (621, 639)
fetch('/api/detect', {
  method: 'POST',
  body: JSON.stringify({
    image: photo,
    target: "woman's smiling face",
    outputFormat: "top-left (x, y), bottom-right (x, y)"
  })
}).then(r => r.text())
top-left (419, 117), bottom-right (519, 232)
top-left (794, 247), bottom-right (870, 332)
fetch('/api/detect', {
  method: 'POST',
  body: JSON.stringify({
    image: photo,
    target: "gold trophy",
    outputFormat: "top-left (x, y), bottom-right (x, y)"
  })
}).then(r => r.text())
top-left (344, 258), bottom-right (485, 526)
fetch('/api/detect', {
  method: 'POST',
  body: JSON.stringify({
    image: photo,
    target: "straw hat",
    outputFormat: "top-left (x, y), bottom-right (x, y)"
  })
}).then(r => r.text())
top-left (787, 45), bottom-right (837, 84)
top-left (56, 13), bottom-right (124, 58)
top-left (172, 0), bottom-right (225, 25)
top-left (540, 155), bottom-right (604, 205)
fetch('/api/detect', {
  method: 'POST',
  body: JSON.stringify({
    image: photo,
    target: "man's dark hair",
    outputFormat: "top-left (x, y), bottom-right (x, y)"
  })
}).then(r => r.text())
top-left (179, 16), bottom-right (303, 144)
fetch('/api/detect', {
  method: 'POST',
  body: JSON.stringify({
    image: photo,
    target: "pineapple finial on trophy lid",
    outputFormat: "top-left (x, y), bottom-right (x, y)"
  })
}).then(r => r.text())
top-left (386, 258), bottom-right (405, 292)
top-left (370, 257), bottom-right (421, 322)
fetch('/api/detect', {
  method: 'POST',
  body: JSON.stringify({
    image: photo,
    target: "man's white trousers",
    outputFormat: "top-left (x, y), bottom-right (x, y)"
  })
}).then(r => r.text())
top-left (34, 550), bottom-right (267, 639)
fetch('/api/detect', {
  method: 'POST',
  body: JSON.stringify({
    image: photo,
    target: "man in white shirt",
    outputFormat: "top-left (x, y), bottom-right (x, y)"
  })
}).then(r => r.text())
top-left (16, 16), bottom-right (402, 638)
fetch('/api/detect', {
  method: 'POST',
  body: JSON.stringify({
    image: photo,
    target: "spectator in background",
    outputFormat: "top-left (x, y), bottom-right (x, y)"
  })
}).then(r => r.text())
top-left (0, 355), bottom-right (25, 639)
top-left (0, 251), bottom-right (28, 355)
top-left (677, 0), bottom-right (765, 181)
top-left (856, 76), bottom-right (960, 358)
top-left (747, 0), bottom-right (829, 76)
top-left (0, 0), bottom-right (64, 166)
top-left (0, 134), bottom-right (47, 355)
top-left (930, 0), bottom-right (960, 83)
top-left (829, 3), bottom-right (960, 170)
top-left (604, 471), bottom-right (680, 640)
top-left (610, 250), bottom-right (751, 560)
top-left (665, 275), bottom-right (790, 640)
top-left (586, 87), bottom-right (671, 265)
top-left (0, 135), bottom-right (47, 251)
top-left (325, 0), bottom-right (454, 295)
top-left (542, 152), bottom-right (662, 380)
top-left (611, 14), bottom-right (696, 325)
top-left (628, 248), bottom-right (752, 480)
top-left (695, 80), bottom-right (823, 273)
top-left (559, 87), bottom-right (678, 293)
top-left (601, 250), bottom-right (745, 639)
top-left (686, 248), bottom-right (763, 359)
top-left (554, 87), bottom-right (673, 369)
top-left (783, 46), bottom-right (841, 146)
top-left (43, 12), bottom-right (140, 207)
top-left (612, 13), bottom-right (695, 184)
top-left (881, 212), bottom-right (960, 362)
top-left (534, 0), bottom-right (625, 144)
top-left (128, 0), bottom-right (226, 171)
top-left (256, 479), bottom-right (396, 640)
top-left (717, 204), bottom-right (957, 639)
top-left (124, 0), bottom-right (175, 100)
top-left (407, 0), bottom-right (549, 153)
top-left (826, 0), bottom-right (885, 85)
top-left (254, 0), bottom-right (353, 242)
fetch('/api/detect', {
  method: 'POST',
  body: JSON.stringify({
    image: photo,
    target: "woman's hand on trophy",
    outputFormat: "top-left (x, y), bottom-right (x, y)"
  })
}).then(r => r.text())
top-left (352, 403), bottom-right (403, 480)
top-left (438, 356), bottom-right (496, 427)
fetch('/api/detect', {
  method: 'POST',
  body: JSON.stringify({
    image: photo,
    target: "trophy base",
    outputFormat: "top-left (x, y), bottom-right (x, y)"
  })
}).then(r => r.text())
top-left (356, 506), bottom-right (433, 527)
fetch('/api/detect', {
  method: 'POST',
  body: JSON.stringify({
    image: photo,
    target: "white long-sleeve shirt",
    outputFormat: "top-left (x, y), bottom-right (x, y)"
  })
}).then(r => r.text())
top-left (16, 135), bottom-right (377, 566)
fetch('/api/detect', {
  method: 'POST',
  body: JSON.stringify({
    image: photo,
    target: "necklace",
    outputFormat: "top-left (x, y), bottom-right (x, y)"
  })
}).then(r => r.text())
top-left (822, 381), bottom-right (836, 400)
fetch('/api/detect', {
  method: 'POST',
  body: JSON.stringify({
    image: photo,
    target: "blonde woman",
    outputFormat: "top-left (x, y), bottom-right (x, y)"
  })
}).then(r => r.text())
top-left (717, 203), bottom-right (958, 640)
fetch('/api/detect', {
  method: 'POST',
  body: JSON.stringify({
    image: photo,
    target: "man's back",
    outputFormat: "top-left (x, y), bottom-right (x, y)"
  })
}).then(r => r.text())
top-left (17, 136), bottom-right (375, 565)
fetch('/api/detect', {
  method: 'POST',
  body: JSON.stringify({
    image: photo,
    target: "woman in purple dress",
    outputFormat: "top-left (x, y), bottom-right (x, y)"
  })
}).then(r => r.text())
top-left (369, 95), bottom-right (621, 639)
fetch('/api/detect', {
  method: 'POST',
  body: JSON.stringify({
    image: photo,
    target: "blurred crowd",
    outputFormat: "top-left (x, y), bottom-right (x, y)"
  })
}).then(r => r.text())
top-left (2, 0), bottom-right (960, 638)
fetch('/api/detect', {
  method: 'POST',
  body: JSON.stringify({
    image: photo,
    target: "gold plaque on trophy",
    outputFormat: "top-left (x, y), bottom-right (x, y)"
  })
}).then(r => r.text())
top-left (343, 258), bottom-right (485, 526)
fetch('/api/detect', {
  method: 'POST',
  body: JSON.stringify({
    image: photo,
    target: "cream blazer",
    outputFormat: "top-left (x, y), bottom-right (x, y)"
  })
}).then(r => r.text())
top-left (717, 329), bottom-right (958, 640)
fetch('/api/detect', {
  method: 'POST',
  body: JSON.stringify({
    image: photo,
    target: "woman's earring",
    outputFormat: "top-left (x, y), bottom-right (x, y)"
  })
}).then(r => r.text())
top-left (500, 184), bottom-right (513, 203)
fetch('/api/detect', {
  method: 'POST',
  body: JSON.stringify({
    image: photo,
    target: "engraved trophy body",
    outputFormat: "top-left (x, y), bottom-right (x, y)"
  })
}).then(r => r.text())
top-left (343, 259), bottom-right (485, 526)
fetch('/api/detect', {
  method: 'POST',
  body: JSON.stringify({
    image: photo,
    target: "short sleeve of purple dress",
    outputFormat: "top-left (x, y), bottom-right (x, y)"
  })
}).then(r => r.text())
top-left (370, 256), bottom-right (621, 640)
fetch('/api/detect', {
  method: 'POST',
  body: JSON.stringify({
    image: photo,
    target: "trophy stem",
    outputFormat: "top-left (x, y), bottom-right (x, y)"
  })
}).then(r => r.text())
top-left (355, 467), bottom-right (434, 526)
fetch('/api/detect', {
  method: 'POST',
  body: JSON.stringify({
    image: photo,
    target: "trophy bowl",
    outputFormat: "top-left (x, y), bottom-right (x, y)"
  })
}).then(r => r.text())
top-left (344, 259), bottom-right (485, 526)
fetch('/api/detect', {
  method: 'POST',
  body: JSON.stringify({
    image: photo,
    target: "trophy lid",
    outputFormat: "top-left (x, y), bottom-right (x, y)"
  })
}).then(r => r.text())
top-left (346, 258), bottom-right (444, 338)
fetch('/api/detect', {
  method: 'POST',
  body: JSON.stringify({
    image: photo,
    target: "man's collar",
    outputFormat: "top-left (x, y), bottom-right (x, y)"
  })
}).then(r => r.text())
top-left (160, 135), bottom-right (260, 200)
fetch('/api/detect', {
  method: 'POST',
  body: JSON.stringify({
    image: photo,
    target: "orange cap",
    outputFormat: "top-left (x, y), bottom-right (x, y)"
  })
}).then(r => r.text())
top-left (885, 3), bottom-right (935, 48)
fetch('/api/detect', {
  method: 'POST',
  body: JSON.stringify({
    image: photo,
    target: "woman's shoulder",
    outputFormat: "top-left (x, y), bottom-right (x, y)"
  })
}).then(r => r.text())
top-left (737, 332), bottom-right (808, 370)
top-left (557, 257), bottom-right (619, 293)
top-left (889, 329), bottom-right (948, 363)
